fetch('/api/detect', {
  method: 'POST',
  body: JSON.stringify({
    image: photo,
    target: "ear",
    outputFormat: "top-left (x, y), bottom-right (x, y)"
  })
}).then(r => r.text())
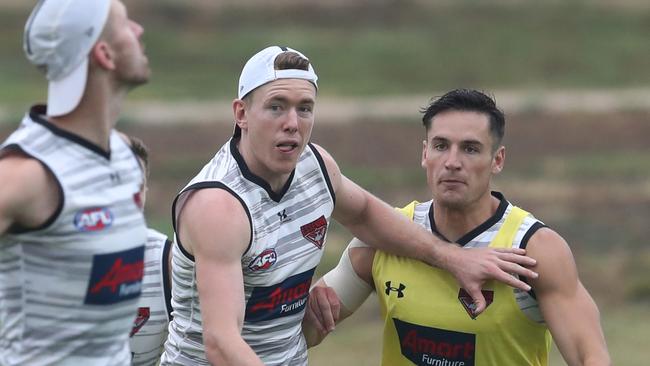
top-left (421, 140), bottom-right (428, 169)
top-left (232, 99), bottom-right (248, 133)
top-left (492, 146), bottom-right (505, 174)
top-left (90, 41), bottom-right (115, 71)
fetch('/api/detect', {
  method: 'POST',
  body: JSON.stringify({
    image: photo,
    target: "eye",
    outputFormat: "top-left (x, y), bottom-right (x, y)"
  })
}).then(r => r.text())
top-left (465, 145), bottom-right (480, 154)
top-left (433, 143), bottom-right (447, 151)
top-left (269, 104), bottom-right (282, 112)
top-left (298, 105), bottom-right (313, 113)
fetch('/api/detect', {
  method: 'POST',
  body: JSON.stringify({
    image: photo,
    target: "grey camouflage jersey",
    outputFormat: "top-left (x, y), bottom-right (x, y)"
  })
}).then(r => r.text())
top-left (161, 138), bottom-right (335, 365)
top-left (129, 228), bottom-right (173, 366)
top-left (0, 106), bottom-right (148, 366)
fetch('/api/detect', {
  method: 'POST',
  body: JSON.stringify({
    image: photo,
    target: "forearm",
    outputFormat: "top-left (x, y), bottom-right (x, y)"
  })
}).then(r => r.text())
top-left (344, 194), bottom-right (450, 268)
top-left (580, 354), bottom-right (612, 366)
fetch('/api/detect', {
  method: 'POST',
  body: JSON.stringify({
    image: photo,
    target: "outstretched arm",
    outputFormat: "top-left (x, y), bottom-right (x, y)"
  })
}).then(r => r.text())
top-left (527, 228), bottom-right (610, 366)
top-left (303, 239), bottom-right (375, 347)
top-left (177, 189), bottom-right (264, 366)
top-left (314, 144), bottom-right (537, 314)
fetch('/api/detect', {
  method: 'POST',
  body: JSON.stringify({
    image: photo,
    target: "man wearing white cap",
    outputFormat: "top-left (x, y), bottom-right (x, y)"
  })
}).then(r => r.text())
top-left (161, 46), bottom-right (538, 366)
top-left (0, 0), bottom-right (150, 365)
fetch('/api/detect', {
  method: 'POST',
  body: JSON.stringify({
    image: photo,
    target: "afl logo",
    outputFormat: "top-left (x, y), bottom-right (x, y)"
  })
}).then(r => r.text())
top-left (248, 249), bottom-right (277, 271)
top-left (74, 207), bottom-right (114, 232)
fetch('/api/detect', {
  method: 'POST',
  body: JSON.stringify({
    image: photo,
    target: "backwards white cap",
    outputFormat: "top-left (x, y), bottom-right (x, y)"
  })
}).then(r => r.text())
top-left (23, 0), bottom-right (111, 117)
top-left (234, 46), bottom-right (318, 137)
top-left (237, 45), bottom-right (318, 99)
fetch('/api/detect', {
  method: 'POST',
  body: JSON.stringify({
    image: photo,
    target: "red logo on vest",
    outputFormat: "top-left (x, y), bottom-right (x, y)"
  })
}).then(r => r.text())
top-left (130, 307), bottom-right (150, 337)
top-left (90, 258), bottom-right (144, 294)
top-left (133, 192), bottom-right (144, 210)
top-left (458, 288), bottom-right (494, 319)
top-left (84, 246), bottom-right (145, 305)
top-left (300, 215), bottom-right (328, 249)
top-left (74, 207), bottom-right (113, 232)
top-left (248, 249), bottom-right (277, 271)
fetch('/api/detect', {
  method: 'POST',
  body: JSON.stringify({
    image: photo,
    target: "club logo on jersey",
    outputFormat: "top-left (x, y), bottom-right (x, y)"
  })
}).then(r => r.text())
top-left (85, 246), bottom-right (145, 305)
top-left (130, 307), bottom-right (150, 337)
top-left (458, 288), bottom-right (494, 319)
top-left (74, 207), bottom-right (114, 232)
top-left (248, 249), bottom-right (278, 271)
top-left (245, 267), bottom-right (316, 322)
top-left (394, 318), bottom-right (476, 366)
top-left (133, 192), bottom-right (144, 210)
top-left (385, 281), bottom-right (406, 298)
top-left (300, 215), bottom-right (328, 249)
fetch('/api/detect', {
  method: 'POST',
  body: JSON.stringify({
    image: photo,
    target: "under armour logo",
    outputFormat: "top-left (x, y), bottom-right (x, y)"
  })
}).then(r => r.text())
top-left (110, 172), bottom-right (121, 183)
top-left (277, 209), bottom-right (290, 223)
top-left (85, 26), bottom-right (94, 38)
top-left (385, 281), bottom-right (406, 298)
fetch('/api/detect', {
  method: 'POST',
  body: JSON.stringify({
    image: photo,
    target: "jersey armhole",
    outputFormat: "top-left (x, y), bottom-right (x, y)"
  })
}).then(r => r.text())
top-left (309, 143), bottom-right (336, 206)
top-left (171, 181), bottom-right (254, 260)
top-left (519, 221), bottom-right (547, 300)
top-left (1, 144), bottom-right (65, 234)
top-left (162, 238), bottom-right (174, 321)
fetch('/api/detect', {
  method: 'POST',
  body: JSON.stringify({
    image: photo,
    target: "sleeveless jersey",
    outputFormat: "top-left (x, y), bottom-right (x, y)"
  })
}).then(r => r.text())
top-left (0, 106), bottom-right (147, 366)
top-left (129, 228), bottom-right (173, 366)
top-left (373, 193), bottom-right (551, 366)
top-left (161, 138), bottom-right (335, 366)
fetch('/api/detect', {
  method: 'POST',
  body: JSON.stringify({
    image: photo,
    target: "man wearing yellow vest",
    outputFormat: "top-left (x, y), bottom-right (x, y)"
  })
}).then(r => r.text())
top-left (304, 89), bottom-right (611, 365)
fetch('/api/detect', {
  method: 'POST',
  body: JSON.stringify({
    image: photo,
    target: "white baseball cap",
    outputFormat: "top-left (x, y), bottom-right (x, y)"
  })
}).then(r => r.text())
top-left (238, 45), bottom-right (318, 100)
top-left (234, 46), bottom-right (318, 137)
top-left (23, 0), bottom-right (112, 117)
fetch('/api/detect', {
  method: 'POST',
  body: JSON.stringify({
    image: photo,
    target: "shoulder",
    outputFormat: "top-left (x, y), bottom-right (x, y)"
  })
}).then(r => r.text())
top-left (526, 227), bottom-right (579, 291)
top-left (0, 152), bottom-right (59, 232)
top-left (526, 227), bottom-right (572, 261)
top-left (176, 187), bottom-right (251, 257)
top-left (181, 187), bottom-right (248, 218)
top-left (309, 144), bottom-right (340, 177)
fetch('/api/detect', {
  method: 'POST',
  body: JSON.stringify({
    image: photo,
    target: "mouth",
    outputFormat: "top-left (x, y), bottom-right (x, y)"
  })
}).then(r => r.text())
top-left (439, 178), bottom-right (466, 185)
top-left (276, 141), bottom-right (299, 153)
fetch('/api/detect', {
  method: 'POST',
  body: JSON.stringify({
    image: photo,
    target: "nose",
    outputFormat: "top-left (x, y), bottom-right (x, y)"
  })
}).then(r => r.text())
top-left (130, 20), bottom-right (144, 38)
top-left (283, 108), bottom-right (299, 133)
top-left (444, 146), bottom-right (462, 170)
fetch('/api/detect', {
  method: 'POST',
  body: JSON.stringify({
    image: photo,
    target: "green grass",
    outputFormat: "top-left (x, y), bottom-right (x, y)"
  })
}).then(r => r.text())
top-left (1, 2), bottom-right (649, 108)
top-left (506, 151), bottom-right (650, 181)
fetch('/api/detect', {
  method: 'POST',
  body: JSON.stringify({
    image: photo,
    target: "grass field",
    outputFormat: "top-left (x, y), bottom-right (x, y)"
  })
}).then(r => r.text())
top-left (1, 1), bottom-right (649, 109)
top-left (0, 0), bottom-right (648, 364)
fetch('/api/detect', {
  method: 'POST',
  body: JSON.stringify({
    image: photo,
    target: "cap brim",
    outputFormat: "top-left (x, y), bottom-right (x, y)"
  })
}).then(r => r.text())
top-left (47, 57), bottom-right (88, 117)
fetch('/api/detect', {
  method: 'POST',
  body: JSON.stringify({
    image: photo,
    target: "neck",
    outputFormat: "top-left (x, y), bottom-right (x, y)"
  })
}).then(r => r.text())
top-left (236, 138), bottom-right (291, 194)
top-left (433, 191), bottom-right (500, 242)
top-left (48, 75), bottom-right (127, 152)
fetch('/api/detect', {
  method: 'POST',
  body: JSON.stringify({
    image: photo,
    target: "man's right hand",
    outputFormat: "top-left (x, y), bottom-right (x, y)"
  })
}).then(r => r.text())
top-left (302, 284), bottom-right (340, 347)
top-left (445, 246), bottom-right (538, 316)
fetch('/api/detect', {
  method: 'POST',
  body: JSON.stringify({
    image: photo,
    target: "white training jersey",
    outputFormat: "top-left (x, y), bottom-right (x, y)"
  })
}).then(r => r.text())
top-left (411, 192), bottom-right (546, 322)
top-left (0, 105), bottom-right (148, 366)
top-left (129, 228), bottom-right (173, 366)
top-left (161, 138), bottom-right (335, 366)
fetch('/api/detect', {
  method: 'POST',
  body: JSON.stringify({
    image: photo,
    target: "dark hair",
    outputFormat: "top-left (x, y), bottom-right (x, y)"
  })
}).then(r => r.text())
top-left (274, 51), bottom-right (310, 71)
top-left (126, 135), bottom-right (149, 176)
top-left (421, 89), bottom-right (505, 149)
top-left (242, 51), bottom-right (311, 105)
